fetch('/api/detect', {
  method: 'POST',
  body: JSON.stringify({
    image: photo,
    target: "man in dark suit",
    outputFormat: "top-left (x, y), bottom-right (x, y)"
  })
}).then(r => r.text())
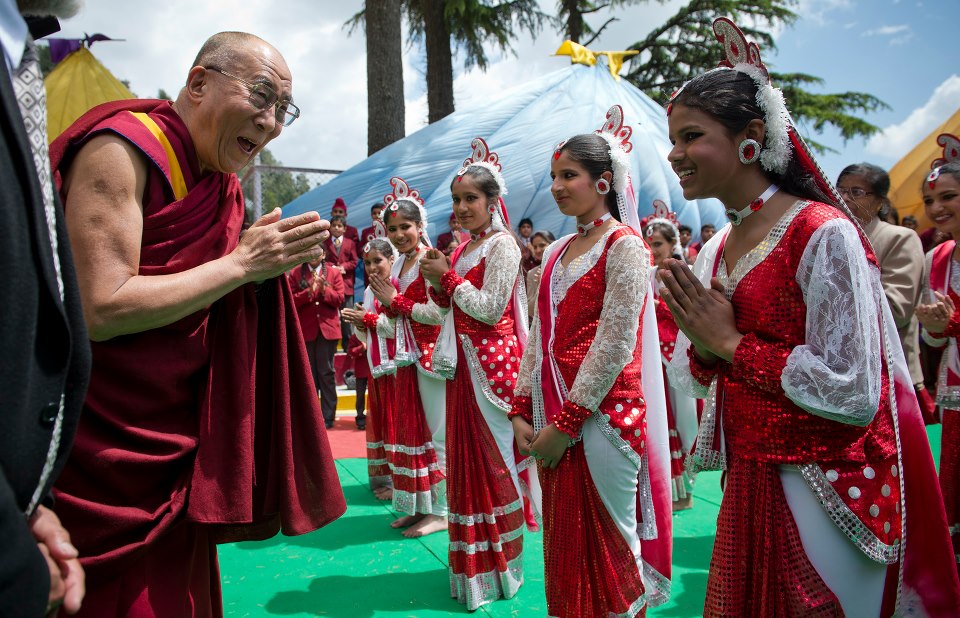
top-left (288, 250), bottom-right (345, 428)
top-left (0, 4), bottom-right (91, 616)
top-left (324, 215), bottom-right (359, 349)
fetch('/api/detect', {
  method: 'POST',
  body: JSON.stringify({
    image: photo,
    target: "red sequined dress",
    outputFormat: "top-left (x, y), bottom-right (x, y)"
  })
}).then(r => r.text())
top-left (430, 232), bottom-right (532, 610)
top-left (668, 201), bottom-right (960, 616)
top-left (381, 255), bottom-right (448, 516)
top-left (511, 225), bottom-right (673, 617)
top-left (357, 286), bottom-right (398, 491)
top-left (920, 239), bottom-right (960, 570)
top-left (652, 270), bottom-right (698, 503)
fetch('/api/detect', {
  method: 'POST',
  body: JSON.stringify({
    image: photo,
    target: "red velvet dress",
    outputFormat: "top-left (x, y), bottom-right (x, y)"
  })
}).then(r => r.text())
top-left (674, 201), bottom-right (960, 616)
top-left (382, 262), bottom-right (446, 516)
top-left (921, 240), bottom-right (960, 570)
top-left (432, 233), bottom-right (529, 610)
top-left (49, 100), bottom-right (345, 617)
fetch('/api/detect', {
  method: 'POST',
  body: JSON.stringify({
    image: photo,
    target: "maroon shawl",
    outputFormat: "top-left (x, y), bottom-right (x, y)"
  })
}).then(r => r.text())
top-left (50, 100), bottom-right (345, 582)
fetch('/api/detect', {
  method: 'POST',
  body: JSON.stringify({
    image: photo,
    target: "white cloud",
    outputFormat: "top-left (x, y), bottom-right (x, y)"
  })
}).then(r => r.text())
top-left (795, 0), bottom-right (854, 26)
top-left (865, 74), bottom-right (960, 162)
top-left (862, 24), bottom-right (910, 36)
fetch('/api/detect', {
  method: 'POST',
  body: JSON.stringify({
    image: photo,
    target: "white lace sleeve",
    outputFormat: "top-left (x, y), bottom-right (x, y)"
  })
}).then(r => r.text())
top-left (452, 235), bottom-right (520, 325)
top-left (782, 218), bottom-right (882, 426)
top-left (919, 251), bottom-right (949, 346)
top-left (376, 313), bottom-right (395, 339)
top-left (567, 235), bottom-right (651, 410)
top-left (515, 244), bottom-right (556, 399)
top-left (411, 297), bottom-right (448, 326)
top-left (666, 234), bottom-right (722, 398)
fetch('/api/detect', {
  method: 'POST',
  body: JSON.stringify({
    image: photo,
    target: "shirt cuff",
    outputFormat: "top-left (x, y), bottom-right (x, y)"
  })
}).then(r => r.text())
top-left (553, 400), bottom-right (592, 439)
top-left (428, 285), bottom-right (451, 308)
top-left (440, 270), bottom-right (465, 299)
top-left (361, 312), bottom-right (380, 331)
top-left (389, 293), bottom-right (415, 318)
top-left (730, 332), bottom-right (791, 394)
top-left (508, 395), bottom-right (533, 423)
top-left (929, 309), bottom-right (960, 339)
top-left (688, 345), bottom-right (721, 387)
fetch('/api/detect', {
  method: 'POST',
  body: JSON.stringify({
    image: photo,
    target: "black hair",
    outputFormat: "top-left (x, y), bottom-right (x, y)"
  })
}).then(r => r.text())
top-left (518, 217), bottom-right (533, 228)
top-left (330, 215), bottom-right (347, 226)
top-left (678, 224), bottom-right (692, 234)
top-left (555, 133), bottom-right (619, 220)
top-left (531, 230), bottom-right (556, 244)
top-left (450, 165), bottom-right (501, 205)
top-left (902, 215), bottom-right (918, 226)
top-left (371, 202), bottom-right (384, 214)
top-left (646, 221), bottom-right (683, 260)
top-left (925, 162), bottom-right (960, 189)
top-left (363, 237), bottom-right (395, 258)
top-left (838, 162), bottom-right (892, 219)
top-left (672, 69), bottom-right (833, 205)
top-left (701, 223), bottom-right (716, 231)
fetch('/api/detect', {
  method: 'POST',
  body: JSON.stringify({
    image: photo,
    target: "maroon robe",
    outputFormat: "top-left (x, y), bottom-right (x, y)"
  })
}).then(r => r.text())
top-left (49, 100), bottom-right (346, 615)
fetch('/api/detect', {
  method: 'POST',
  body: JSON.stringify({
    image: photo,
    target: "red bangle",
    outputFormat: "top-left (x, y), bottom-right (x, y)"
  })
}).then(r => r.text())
top-left (730, 332), bottom-right (791, 394)
top-left (553, 400), bottom-right (592, 439)
top-left (389, 293), bottom-right (415, 317)
top-left (440, 270), bottom-right (464, 298)
top-left (429, 285), bottom-right (451, 308)
top-left (508, 396), bottom-right (533, 423)
top-left (687, 346), bottom-right (720, 386)
top-left (361, 312), bottom-right (380, 331)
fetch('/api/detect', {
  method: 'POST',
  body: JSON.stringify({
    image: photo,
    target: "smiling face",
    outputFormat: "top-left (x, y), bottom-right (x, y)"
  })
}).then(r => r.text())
top-left (667, 103), bottom-right (744, 203)
top-left (646, 229), bottom-right (673, 267)
top-left (451, 175), bottom-right (493, 234)
top-left (363, 249), bottom-right (393, 279)
top-left (386, 213), bottom-right (422, 254)
top-left (924, 174), bottom-right (960, 237)
top-left (550, 151), bottom-right (609, 220)
top-left (530, 235), bottom-right (550, 261)
top-left (188, 40), bottom-right (292, 174)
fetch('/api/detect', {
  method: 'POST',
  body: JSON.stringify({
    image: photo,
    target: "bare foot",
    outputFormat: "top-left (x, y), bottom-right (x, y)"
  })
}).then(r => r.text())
top-left (403, 514), bottom-right (448, 538)
top-left (373, 486), bottom-right (393, 501)
top-left (672, 495), bottom-right (694, 512)
top-left (391, 513), bottom-right (425, 529)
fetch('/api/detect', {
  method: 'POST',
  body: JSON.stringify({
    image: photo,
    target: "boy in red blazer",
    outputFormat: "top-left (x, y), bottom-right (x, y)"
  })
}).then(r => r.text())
top-left (324, 216), bottom-right (359, 350)
top-left (288, 250), bottom-right (345, 428)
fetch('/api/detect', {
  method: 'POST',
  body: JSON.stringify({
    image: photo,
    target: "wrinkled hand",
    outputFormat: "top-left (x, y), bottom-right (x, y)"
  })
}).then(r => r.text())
top-left (419, 249), bottom-right (449, 285)
top-left (917, 291), bottom-right (956, 334)
top-left (528, 424), bottom-right (571, 469)
top-left (233, 208), bottom-right (330, 283)
top-left (30, 505), bottom-right (84, 615)
top-left (341, 306), bottom-right (367, 328)
top-left (657, 258), bottom-right (742, 362)
top-left (511, 416), bottom-right (535, 457)
top-left (369, 273), bottom-right (397, 307)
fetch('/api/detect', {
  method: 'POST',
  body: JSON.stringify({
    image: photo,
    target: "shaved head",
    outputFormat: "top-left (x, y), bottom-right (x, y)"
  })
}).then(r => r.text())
top-left (192, 31), bottom-right (277, 72)
top-left (17, 0), bottom-right (82, 17)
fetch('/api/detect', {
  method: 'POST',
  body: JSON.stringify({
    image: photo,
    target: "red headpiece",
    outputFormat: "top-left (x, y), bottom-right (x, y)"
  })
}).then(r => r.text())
top-left (928, 133), bottom-right (960, 188)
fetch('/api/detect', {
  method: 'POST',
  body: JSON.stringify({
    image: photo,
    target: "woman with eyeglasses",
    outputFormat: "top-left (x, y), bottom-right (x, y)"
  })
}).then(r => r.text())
top-left (836, 164), bottom-right (931, 421)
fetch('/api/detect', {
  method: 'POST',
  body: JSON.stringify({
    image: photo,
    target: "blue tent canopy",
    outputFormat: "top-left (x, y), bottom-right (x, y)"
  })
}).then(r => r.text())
top-left (283, 63), bottom-right (724, 244)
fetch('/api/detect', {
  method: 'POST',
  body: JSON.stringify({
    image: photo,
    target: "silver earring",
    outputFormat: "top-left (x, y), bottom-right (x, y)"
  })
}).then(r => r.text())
top-left (738, 139), bottom-right (762, 165)
top-left (595, 178), bottom-right (611, 195)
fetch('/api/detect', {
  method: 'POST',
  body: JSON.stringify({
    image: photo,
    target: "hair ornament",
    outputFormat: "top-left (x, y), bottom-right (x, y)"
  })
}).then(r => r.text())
top-left (594, 104), bottom-right (634, 194)
top-left (641, 199), bottom-right (683, 256)
top-left (929, 133), bottom-right (960, 187)
top-left (457, 137), bottom-right (508, 197)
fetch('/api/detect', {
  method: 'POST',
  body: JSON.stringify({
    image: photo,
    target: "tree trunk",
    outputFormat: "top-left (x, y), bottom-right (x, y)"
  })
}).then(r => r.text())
top-left (366, 0), bottom-right (405, 155)
top-left (423, 0), bottom-right (454, 123)
top-left (564, 0), bottom-right (583, 43)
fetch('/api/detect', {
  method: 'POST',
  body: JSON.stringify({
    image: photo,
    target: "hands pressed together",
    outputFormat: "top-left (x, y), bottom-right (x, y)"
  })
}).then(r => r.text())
top-left (31, 505), bottom-right (84, 615)
top-left (233, 208), bottom-right (330, 284)
top-left (368, 273), bottom-right (397, 307)
top-left (418, 249), bottom-right (450, 286)
top-left (656, 258), bottom-right (743, 363)
top-left (916, 291), bottom-right (957, 335)
top-left (341, 305), bottom-right (367, 329)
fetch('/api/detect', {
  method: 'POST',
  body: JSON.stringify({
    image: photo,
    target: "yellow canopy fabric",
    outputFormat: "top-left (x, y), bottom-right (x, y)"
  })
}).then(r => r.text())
top-left (889, 106), bottom-right (960, 230)
top-left (44, 46), bottom-right (135, 143)
top-left (554, 40), bottom-right (638, 81)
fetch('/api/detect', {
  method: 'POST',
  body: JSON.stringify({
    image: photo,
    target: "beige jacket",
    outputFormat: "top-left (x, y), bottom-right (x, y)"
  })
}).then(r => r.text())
top-left (863, 217), bottom-right (925, 384)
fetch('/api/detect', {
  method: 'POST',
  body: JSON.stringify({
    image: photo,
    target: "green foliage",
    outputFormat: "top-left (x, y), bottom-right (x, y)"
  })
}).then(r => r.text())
top-left (240, 148), bottom-right (311, 221)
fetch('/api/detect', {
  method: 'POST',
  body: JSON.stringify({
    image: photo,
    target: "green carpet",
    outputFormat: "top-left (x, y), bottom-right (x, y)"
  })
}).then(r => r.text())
top-left (220, 425), bottom-right (943, 617)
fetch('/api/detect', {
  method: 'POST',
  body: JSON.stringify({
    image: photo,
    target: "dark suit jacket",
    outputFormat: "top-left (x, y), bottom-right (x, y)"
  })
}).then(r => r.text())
top-left (323, 235), bottom-right (359, 291)
top-left (288, 263), bottom-right (345, 341)
top-left (0, 53), bottom-right (91, 616)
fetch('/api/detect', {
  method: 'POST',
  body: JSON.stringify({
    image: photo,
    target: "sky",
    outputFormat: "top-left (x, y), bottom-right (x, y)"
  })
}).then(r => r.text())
top-left (53, 0), bottom-right (959, 189)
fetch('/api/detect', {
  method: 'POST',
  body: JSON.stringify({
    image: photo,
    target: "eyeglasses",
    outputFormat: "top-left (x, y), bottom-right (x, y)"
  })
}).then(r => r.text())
top-left (204, 66), bottom-right (301, 127)
top-left (837, 187), bottom-right (873, 199)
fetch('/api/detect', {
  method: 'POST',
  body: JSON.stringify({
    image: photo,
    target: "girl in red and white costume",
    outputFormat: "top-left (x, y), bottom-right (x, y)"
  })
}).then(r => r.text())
top-left (342, 237), bottom-right (398, 500)
top-left (915, 150), bottom-right (960, 572)
top-left (368, 178), bottom-right (448, 538)
top-left (509, 107), bottom-right (673, 617)
top-left (644, 205), bottom-right (699, 511)
top-left (660, 18), bottom-right (960, 616)
top-left (420, 138), bottom-right (535, 610)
